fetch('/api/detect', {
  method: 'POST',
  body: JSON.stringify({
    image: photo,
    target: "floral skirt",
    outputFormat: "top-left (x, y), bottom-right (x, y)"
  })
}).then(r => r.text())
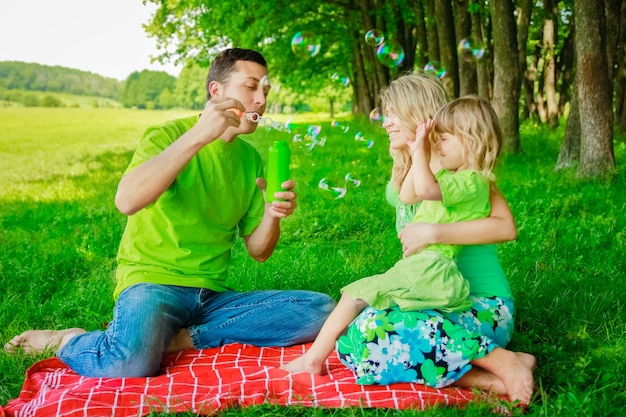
top-left (336, 295), bottom-right (514, 388)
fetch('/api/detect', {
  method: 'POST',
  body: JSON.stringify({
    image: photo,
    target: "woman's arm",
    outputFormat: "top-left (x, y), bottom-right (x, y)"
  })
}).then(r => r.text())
top-left (398, 184), bottom-right (517, 257)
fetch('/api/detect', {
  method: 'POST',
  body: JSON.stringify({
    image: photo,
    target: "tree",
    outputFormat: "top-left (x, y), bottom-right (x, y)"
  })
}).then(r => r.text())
top-left (490, 0), bottom-right (521, 153)
top-left (120, 70), bottom-right (176, 109)
top-left (572, 0), bottom-right (616, 178)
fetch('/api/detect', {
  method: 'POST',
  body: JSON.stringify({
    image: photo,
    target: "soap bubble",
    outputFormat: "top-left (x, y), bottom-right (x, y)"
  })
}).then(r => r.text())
top-left (457, 37), bottom-right (485, 62)
top-left (424, 61), bottom-right (447, 79)
top-left (307, 125), bottom-right (322, 137)
top-left (344, 173), bottom-right (361, 187)
top-left (319, 178), bottom-right (347, 199)
top-left (331, 120), bottom-right (350, 133)
top-left (331, 72), bottom-right (350, 87)
top-left (354, 131), bottom-right (374, 148)
top-left (365, 29), bottom-right (384, 47)
top-left (369, 107), bottom-right (384, 125)
top-left (291, 31), bottom-right (321, 59)
top-left (376, 41), bottom-right (405, 67)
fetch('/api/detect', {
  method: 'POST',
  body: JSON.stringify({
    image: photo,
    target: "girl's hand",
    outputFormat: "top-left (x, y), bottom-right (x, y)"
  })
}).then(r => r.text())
top-left (406, 119), bottom-right (435, 157)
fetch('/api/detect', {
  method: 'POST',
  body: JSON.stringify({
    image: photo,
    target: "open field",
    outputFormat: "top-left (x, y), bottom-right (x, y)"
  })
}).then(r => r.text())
top-left (1, 107), bottom-right (625, 416)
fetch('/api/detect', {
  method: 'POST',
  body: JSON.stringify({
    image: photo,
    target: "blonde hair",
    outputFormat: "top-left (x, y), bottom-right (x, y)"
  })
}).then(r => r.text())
top-left (433, 95), bottom-right (502, 181)
top-left (380, 73), bottom-right (449, 190)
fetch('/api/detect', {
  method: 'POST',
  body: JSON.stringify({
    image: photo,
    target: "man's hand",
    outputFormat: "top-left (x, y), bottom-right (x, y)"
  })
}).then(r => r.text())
top-left (193, 97), bottom-right (246, 145)
top-left (256, 178), bottom-right (297, 218)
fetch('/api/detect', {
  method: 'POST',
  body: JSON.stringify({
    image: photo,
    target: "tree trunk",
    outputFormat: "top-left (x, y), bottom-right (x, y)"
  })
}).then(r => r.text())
top-left (471, 3), bottom-right (490, 99)
top-left (575, 0), bottom-right (616, 178)
top-left (353, 32), bottom-right (374, 113)
top-left (556, 82), bottom-right (580, 170)
top-left (424, 0), bottom-right (440, 64)
top-left (557, 27), bottom-right (575, 117)
top-left (435, 0), bottom-right (459, 98)
top-left (543, 0), bottom-right (559, 127)
top-left (455, 0), bottom-right (477, 96)
top-left (516, 0), bottom-right (533, 116)
top-left (490, 0), bottom-right (520, 153)
top-left (411, 0), bottom-right (429, 68)
top-left (617, 0), bottom-right (626, 133)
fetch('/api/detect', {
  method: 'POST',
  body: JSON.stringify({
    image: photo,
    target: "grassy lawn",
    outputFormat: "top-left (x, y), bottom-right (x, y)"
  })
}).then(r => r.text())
top-left (1, 107), bottom-right (625, 416)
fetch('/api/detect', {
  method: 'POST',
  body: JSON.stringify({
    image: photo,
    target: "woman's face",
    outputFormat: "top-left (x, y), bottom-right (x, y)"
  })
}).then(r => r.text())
top-left (382, 108), bottom-right (414, 150)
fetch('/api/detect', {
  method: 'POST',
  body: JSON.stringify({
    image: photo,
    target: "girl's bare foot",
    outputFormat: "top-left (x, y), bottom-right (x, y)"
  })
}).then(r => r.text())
top-left (280, 354), bottom-right (324, 375)
top-left (4, 328), bottom-right (86, 354)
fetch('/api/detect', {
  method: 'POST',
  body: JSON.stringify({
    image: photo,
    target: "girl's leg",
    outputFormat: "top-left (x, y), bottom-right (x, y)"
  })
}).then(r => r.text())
top-left (57, 283), bottom-right (194, 378)
top-left (281, 293), bottom-right (368, 374)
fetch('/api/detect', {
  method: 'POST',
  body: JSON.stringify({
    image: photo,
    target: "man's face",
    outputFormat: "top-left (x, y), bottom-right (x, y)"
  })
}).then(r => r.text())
top-left (219, 60), bottom-right (270, 134)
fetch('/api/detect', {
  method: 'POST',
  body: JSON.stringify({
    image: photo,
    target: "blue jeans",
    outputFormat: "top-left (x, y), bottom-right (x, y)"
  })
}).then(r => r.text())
top-left (57, 283), bottom-right (336, 378)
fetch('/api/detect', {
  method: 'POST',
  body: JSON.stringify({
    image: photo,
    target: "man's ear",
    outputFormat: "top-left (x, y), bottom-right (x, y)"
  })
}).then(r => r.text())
top-left (208, 81), bottom-right (221, 98)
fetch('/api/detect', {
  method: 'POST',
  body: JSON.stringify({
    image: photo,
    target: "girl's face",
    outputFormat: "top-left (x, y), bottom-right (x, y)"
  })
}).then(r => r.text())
top-left (382, 108), bottom-right (414, 150)
top-left (434, 132), bottom-right (467, 171)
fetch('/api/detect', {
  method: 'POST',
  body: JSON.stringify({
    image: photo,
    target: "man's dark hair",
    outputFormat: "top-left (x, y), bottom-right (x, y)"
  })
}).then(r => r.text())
top-left (206, 48), bottom-right (267, 100)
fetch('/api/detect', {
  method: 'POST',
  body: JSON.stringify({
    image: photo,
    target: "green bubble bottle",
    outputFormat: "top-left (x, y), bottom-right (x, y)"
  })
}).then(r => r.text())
top-left (266, 140), bottom-right (291, 203)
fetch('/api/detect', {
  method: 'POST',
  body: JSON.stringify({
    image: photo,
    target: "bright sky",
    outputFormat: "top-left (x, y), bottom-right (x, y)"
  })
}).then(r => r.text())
top-left (0, 0), bottom-right (182, 81)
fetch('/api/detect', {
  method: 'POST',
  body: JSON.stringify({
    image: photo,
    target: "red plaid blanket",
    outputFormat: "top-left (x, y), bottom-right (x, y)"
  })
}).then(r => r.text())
top-left (1, 343), bottom-right (480, 416)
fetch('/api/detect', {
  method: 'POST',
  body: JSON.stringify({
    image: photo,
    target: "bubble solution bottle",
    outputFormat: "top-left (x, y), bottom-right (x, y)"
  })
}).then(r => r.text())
top-left (266, 141), bottom-right (291, 203)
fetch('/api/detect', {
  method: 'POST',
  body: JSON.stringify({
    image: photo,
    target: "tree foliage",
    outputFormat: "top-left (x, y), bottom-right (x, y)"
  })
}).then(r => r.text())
top-left (120, 70), bottom-right (177, 109)
top-left (0, 61), bottom-right (121, 98)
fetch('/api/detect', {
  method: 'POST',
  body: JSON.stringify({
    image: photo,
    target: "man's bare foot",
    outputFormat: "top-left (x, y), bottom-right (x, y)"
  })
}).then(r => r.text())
top-left (280, 354), bottom-right (324, 375)
top-left (166, 328), bottom-right (195, 353)
top-left (4, 328), bottom-right (86, 354)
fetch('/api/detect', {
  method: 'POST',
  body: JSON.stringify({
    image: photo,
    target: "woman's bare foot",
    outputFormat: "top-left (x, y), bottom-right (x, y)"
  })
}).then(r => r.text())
top-left (280, 354), bottom-right (324, 375)
top-left (4, 328), bottom-right (86, 354)
top-left (471, 349), bottom-right (536, 405)
top-left (453, 367), bottom-right (507, 394)
top-left (497, 351), bottom-right (535, 405)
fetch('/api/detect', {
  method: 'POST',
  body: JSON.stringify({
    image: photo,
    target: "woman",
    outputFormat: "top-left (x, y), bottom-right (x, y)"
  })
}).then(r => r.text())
top-left (336, 74), bottom-right (535, 405)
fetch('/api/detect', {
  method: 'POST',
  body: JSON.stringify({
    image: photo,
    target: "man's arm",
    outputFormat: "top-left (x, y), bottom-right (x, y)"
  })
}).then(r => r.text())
top-left (244, 179), bottom-right (297, 262)
top-left (115, 98), bottom-right (245, 216)
top-left (398, 185), bottom-right (517, 257)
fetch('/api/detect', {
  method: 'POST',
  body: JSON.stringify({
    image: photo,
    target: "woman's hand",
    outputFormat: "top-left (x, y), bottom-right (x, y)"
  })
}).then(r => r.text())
top-left (398, 222), bottom-right (437, 257)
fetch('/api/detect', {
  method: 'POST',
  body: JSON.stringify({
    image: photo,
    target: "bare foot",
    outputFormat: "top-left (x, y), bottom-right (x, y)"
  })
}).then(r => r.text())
top-left (453, 367), bottom-right (507, 394)
top-left (166, 328), bottom-right (194, 353)
top-left (471, 349), bottom-right (536, 405)
top-left (500, 351), bottom-right (536, 405)
top-left (4, 328), bottom-right (86, 354)
top-left (280, 354), bottom-right (324, 375)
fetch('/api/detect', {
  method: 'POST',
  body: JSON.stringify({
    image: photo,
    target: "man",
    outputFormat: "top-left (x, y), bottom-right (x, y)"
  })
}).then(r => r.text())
top-left (5, 48), bottom-right (335, 377)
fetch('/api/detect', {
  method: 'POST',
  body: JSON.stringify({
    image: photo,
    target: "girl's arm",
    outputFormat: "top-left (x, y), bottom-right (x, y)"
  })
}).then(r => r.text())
top-left (399, 120), bottom-right (441, 204)
top-left (398, 184), bottom-right (517, 257)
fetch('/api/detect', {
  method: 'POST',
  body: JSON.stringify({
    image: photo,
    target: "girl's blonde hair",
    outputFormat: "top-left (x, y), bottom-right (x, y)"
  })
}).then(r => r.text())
top-left (433, 95), bottom-right (502, 181)
top-left (380, 73), bottom-right (449, 190)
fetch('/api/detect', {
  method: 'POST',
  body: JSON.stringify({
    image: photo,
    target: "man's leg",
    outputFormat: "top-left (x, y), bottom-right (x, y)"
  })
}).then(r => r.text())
top-left (57, 283), bottom-right (195, 378)
top-left (188, 289), bottom-right (335, 348)
top-left (5, 328), bottom-right (86, 354)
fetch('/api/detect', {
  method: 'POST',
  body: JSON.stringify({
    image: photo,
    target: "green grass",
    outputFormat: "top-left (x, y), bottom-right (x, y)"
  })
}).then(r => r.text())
top-left (1, 107), bottom-right (625, 416)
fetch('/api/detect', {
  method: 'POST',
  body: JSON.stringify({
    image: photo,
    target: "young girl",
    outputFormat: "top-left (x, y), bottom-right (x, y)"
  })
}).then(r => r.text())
top-left (282, 96), bottom-right (533, 404)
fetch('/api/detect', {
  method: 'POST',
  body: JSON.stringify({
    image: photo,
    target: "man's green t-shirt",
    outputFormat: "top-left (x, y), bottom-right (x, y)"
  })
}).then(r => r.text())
top-left (114, 115), bottom-right (265, 300)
